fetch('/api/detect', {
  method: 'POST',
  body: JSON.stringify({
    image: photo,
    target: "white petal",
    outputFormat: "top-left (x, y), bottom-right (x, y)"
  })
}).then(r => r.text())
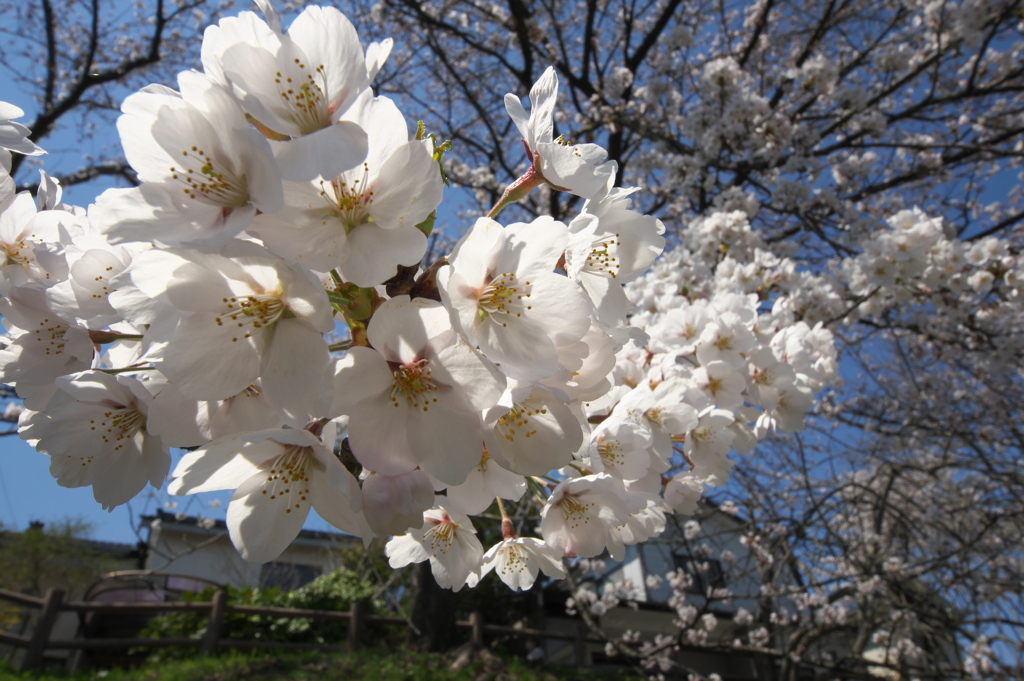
top-left (330, 347), bottom-right (394, 416)
top-left (339, 223), bottom-right (427, 288)
top-left (386, 534), bottom-right (431, 568)
top-left (228, 473), bottom-right (311, 562)
top-left (161, 313), bottom-right (262, 400)
top-left (259, 318), bottom-right (329, 418)
top-left (269, 121), bottom-right (368, 181)
top-left (537, 142), bottom-right (615, 199)
top-left (368, 141), bottom-right (443, 230)
top-left (169, 435), bottom-right (283, 495)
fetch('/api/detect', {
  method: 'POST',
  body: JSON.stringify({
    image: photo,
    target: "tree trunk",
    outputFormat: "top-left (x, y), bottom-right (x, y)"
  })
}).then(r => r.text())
top-left (408, 562), bottom-right (456, 651)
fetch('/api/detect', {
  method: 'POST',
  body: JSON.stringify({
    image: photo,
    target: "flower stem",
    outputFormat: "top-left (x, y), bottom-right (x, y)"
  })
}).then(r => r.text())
top-left (487, 164), bottom-right (545, 219)
top-left (88, 330), bottom-right (144, 345)
top-left (525, 476), bottom-right (549, 504)
top-left (496, 497), bottom-right (515, 539)
top-left (98, 365), bottom-right (154, 375)
top-left (568, 463), bottom-right (590, 476)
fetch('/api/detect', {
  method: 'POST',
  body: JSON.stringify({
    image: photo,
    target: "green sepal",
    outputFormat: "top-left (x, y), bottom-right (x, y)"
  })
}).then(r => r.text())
top-left (415, 211), bottom-right (436, 237)
top-left (327, 289), bottom-right (356, 308)
top-left (430, 134), bottom-right (454, 187)
top-left (416, 121), bottom-right (453, 187)
top-left (327, 282), bottom-right (382, 322)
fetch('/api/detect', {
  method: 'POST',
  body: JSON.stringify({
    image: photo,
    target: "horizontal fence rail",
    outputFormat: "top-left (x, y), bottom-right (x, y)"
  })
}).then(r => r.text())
top-left (0, 586), bottom-right (595, 672)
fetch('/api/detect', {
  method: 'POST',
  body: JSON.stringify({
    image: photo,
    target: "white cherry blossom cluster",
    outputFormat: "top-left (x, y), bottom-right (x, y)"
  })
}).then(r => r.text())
top-left (468, 210), bottom-right (845, 603)
top-left (0, 2), bottom-right (843, 593)
top-left (585, 210), bottom-right (841, 518)
top-left (837, 208), bottom-right (1024, 363)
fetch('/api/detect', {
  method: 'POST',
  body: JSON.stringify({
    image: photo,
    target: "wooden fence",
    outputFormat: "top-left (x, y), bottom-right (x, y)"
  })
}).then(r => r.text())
top-left (0, 587), bottom-right (592, 672)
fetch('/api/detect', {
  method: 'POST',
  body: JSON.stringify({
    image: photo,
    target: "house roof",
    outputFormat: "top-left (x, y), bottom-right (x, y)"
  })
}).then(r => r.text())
top-left (83, 538), bottom-right (143, 557)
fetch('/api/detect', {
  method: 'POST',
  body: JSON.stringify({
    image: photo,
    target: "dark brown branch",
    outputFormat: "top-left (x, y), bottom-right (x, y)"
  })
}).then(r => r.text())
top-left (737, 0), bottom-right (775, 67)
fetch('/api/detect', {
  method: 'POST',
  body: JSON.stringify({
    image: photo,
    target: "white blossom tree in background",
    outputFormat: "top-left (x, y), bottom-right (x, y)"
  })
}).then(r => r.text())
top-left (1, 0), bottom-right (1023, 679)
top-left (342, 2), bottom-right (1024, 677)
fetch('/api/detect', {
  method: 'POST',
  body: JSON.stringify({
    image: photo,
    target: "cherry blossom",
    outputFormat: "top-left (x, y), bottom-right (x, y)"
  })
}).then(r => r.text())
top-left (480, 537), bottom-right (567, 591)
top-left (93, 71), bottom-right (282, 249)
top-left (250, 91), bottom-right (441, 286)
top-left (482, 381), bottom-right (585, 476)
top-left (504, 67), bottom-right (616, 199)
top-left (202, 4), bottom-right (370, 181)
top-left (386, 499), bottom-right (484, 591)
top-left (114, 245), bottom-right (334, 415)
top-left (169, 423), bottom-right (360, 562)
top-left (540, 473), bottom-right (633, 559)
top-left (0, 103), bottom-right (44, 200)
top-left (0, 286), bottom-right (94, 409)
top-left (19, 371), bottom-right (169, 510)
top-left (438, 448), bottom-right (527, 516)
top-left (437, 216), bottom-right (592, 381)
top-left (0, 193), bottom-right (70, 294)
top-left (331, 296), bottom-right (504, 485)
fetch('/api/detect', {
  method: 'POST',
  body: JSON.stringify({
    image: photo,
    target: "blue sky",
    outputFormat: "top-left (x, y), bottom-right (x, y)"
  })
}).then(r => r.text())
top-left (0, 429), bottom-right (343, 544)
top-left (0, 432), bottom-right (154, 542)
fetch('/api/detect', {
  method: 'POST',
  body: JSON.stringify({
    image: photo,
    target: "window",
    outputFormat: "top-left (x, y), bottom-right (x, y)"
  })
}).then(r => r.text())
top-left (671, 554), bottom-right (725, 595)
top-left (259, 562), bottom-right (322, 590)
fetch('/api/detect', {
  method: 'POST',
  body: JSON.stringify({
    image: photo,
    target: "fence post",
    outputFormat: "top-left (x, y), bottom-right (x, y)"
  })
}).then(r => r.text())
top-left (347, 600), bottom-right (363, 652)
top-left (200, 588), bottom-right (228, 657)
top-left (469, 611), bottom-right (484, 647)
top-left (573, 623), bottom-right (587, 667)
top-left (20, 588), bottom-right (64, 672)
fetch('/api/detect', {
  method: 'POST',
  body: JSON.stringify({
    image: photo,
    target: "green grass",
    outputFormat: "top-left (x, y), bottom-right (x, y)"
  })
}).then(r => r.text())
top-left (0, 649), bottom-right (639, 681)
